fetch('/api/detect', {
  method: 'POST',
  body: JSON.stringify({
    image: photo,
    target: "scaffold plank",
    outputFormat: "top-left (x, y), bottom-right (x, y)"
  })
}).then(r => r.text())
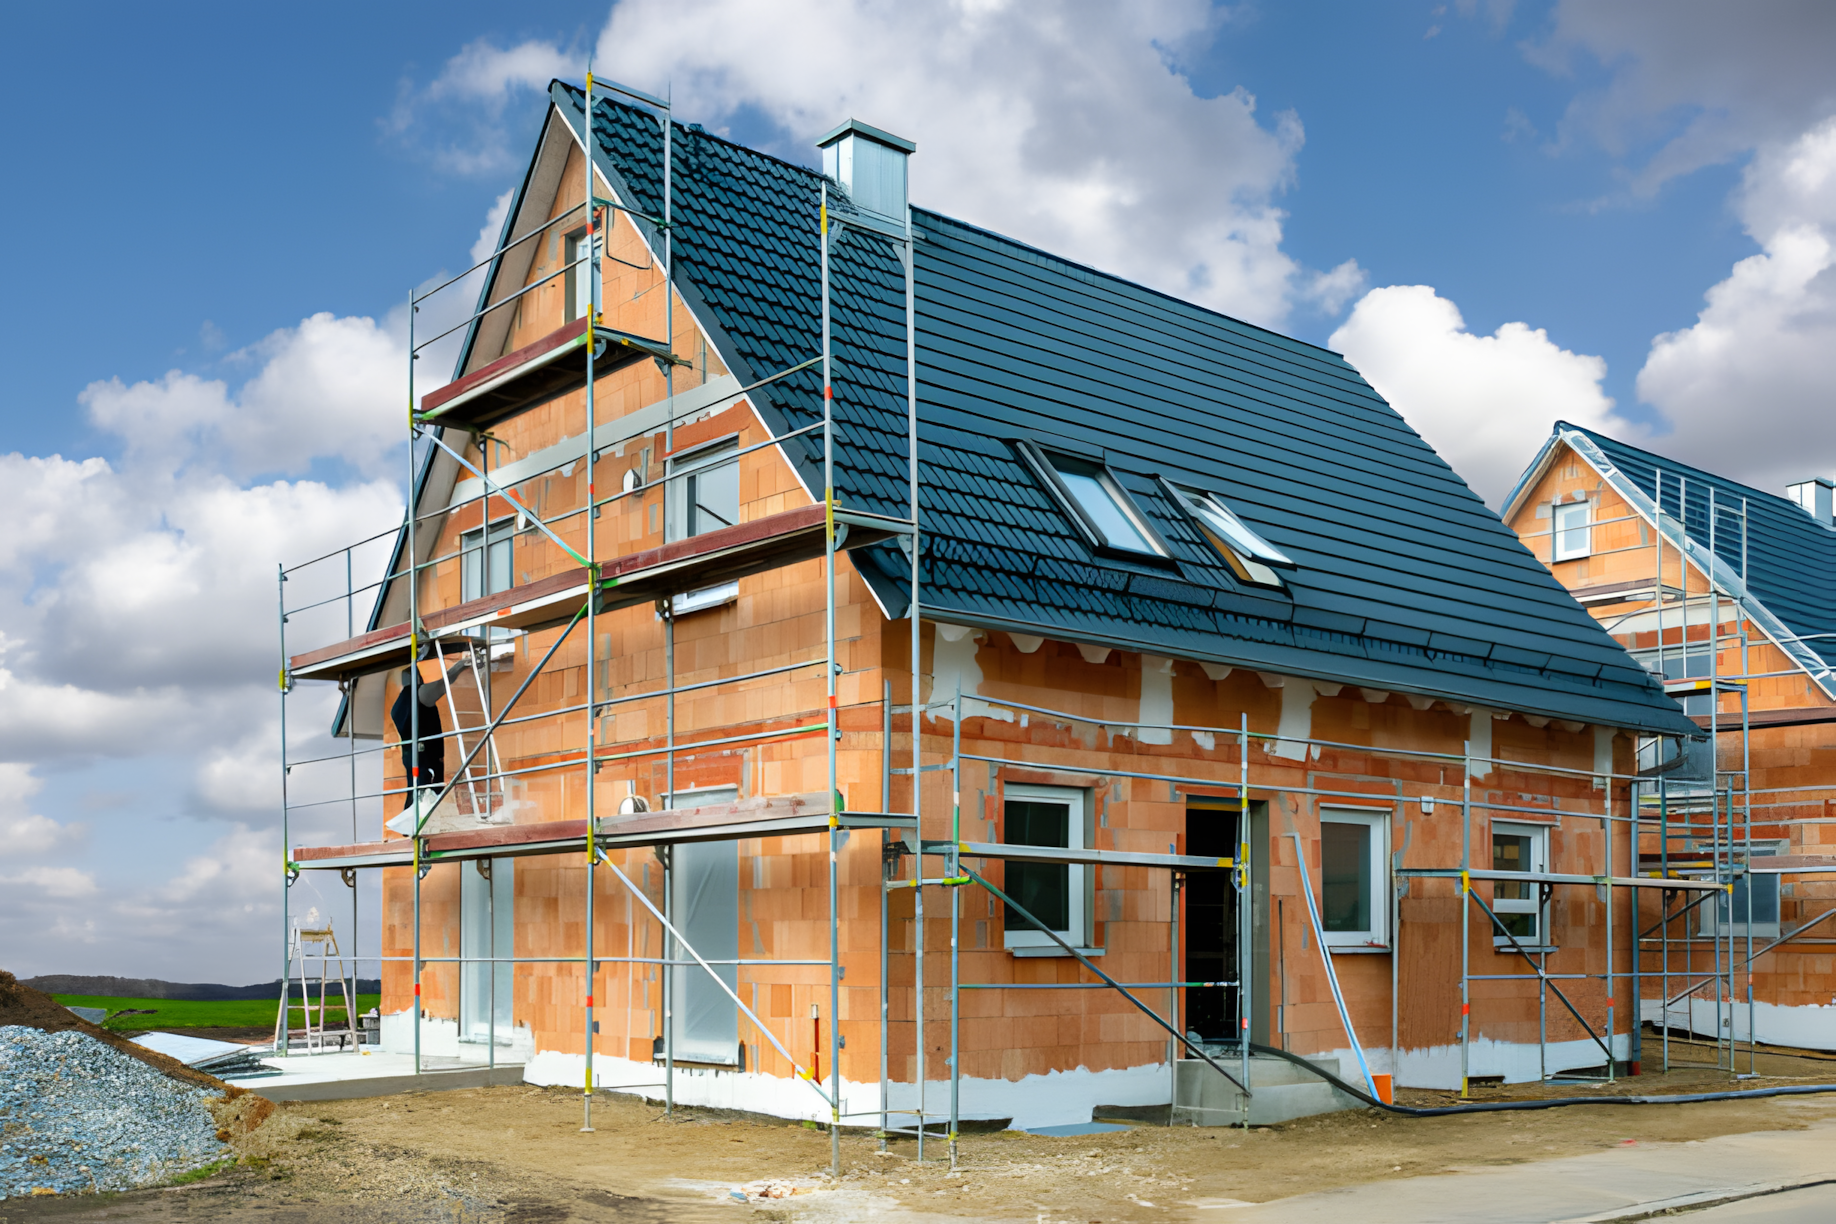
top-left (417, 316), bottom-right (680, 431)
top-left (286, 504), bottom-right (895, 684)
top-left (1399, 867), bottom-right (1725, 891)
top-left (932, 840), bottom-right (1234, 871)
top-left (291, 797), bottom-right (914, 870)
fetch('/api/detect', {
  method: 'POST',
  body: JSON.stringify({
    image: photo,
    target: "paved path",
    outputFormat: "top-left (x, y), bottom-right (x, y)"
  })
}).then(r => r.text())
top-left (1228, 1108), bottom-right (1836, 1223)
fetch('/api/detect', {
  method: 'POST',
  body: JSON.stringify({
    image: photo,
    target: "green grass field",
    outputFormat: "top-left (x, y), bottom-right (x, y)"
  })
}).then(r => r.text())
top-left (52, 994), bottom-right (381, 1031)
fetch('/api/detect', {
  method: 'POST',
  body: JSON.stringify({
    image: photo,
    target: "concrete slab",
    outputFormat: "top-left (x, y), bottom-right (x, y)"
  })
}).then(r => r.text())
top-left (222, 1049), bottom-right (526, 1101)
top-left (1225, 1110), bottom-right (1836, 1223)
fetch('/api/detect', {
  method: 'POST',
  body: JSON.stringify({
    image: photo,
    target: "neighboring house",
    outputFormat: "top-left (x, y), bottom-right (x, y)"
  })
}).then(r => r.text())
top-left (1505, 423), bottom-right (1836, 1051)
top-left (283, 82), bottom-right (1698, 1129)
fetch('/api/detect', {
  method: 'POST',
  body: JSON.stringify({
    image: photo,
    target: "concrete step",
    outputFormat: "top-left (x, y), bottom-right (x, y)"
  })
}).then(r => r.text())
top-left (1174, 1055), bottom-right (1363, 1126)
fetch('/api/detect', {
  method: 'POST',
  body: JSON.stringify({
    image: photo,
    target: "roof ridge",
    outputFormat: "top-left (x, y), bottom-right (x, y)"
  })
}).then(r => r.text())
top-left (1559, 420), bottom-right (1796, 509)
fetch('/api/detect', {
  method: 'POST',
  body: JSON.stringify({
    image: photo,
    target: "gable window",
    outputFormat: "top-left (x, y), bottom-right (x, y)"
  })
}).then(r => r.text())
top-left (1020, 444), bottom-right (1168, 559)
top-left (1552, 501), bottom-right (1591, 561)
top-left (666, 440), bottom-right (741, 614)
top-left (461, 518), bottom-right (514, 601)
top-left (1491, 822), bottom-right (1550, 947)
top-left (1001, 783), bottom-right (1089, 952)
top-left (1320, 807), bottom-right (1389, 950)
top-left (1169, 485), bottom-right (1293, 588)
top-left (564, 230), bottom-right (600, 323)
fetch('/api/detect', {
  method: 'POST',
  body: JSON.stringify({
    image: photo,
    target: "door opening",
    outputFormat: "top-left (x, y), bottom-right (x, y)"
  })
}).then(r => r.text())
top-left (1184, 800), bottom-right (1239, 1042)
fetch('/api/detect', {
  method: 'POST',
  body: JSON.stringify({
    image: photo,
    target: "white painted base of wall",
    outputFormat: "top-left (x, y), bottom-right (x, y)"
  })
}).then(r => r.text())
top-left (379, 1010), bottom-right (537, 1063)
top-left (522, 1050), bottom-right (1178, 1131)
top-left (1643, 998), bottom-right (1836, 1052)
top-left (1390, 1033), bottom-right (1631, 1090)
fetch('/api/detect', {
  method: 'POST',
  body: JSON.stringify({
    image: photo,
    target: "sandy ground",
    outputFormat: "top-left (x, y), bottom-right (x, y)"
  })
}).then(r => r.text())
top-left (11, 1051), bottom-right (1836, 1222)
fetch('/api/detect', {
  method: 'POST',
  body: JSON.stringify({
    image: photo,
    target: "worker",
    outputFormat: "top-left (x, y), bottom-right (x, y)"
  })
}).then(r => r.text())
top-left (392, 653), bottom-right (470, 810)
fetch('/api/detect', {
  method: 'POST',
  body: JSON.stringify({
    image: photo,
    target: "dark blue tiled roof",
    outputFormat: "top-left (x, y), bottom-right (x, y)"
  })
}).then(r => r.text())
top-left (1566, 424), bottom-right (1836, 673)
top-left (554, 83), bottom-right (1694, 737)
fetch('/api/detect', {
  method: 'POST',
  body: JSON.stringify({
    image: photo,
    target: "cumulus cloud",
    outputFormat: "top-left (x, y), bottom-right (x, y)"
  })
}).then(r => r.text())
top-left (1330, 285), bottom-right (1631, 505)
top-left (408, 0), bottom-right (1359, 328)
top-left (2, 866), bottom-right (99, 900)
top-left (1634, 115), bottom-right (1836, 490)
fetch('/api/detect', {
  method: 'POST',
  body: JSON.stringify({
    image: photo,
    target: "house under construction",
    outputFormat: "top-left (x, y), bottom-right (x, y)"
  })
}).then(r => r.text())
top-left (1508, 424), bottom-right (1836, 1065)
top-left (275, 75), bottom-right (1721, 1160)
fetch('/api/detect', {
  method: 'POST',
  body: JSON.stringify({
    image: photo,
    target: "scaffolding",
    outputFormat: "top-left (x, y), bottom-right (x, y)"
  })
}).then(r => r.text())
top-left (273, 72), bottom-right (1826, 1183)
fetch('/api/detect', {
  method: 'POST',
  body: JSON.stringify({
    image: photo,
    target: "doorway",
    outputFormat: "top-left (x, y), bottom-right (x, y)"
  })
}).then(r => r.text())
top-left (1184, 800), bottom-right (1239, 1041)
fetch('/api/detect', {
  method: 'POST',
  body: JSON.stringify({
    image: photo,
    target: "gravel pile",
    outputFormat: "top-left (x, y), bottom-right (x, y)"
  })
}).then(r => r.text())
top-left (0, 1025), bottom-right (227, 1199)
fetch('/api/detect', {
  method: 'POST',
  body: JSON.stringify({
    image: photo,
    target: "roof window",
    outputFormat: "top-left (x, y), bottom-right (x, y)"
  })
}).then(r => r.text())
top-left (1170, 485), bottom-right (1293, 589)
top-left (1021, 444), bottom-right (1168, 559)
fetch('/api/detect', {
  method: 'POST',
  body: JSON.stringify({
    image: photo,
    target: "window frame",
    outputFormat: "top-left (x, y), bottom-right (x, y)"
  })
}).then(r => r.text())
top-left (563, 229), bottom-right (600, 324)
top-left (1490, 821), bottom-right (1552, 949)
top-left (1698, 869), bottom-right (1782, 938)
top-left (1162, 480), bottom-right (1294, 589)
top-left (664, 438), bottom-right (742, 615)
top-left (1552, 500), bottom-right (1591, 562)
top-left (1319, 806), bottom-right (1391, 951)
top-left (460, 516), bottom-right (516, 602)
top-left (1016, 441), bottom-right (1175, 564)
top-left (999, 782), bottom-right (1090, 952)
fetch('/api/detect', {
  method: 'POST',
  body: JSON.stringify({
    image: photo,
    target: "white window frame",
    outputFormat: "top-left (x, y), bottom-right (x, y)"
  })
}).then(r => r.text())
top-left (1490, 821), bottom-right (1551, 948)
top-left (1169, 484), bottom-right (1293, 589)
top-left (665, 439), bottom-right (741, 615)
top-left (1024, 444), bottom-right (1169, 559)
top-left (460, 516), bottom-right (515, 602)
top-left (1552, 500), bottom-right (1591, 561)
top-left (1319, 806), bottom-right (1391, 951)
top-left (1000, 783), bottom-right (1089, 952)
top-left (564, 230), bottom-right (600, 324)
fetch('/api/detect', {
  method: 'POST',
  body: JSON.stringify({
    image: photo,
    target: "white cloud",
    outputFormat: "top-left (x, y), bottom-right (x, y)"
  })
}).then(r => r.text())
top-left (2, 866), bottom-right (99, 900)
top-left (1634, 115), bottom-right (1836, 490)
top-left (1531, 0), bottom-right (1836, 196)
top-left (413, 0), bottom-right (1359, 328)
top-left (1330, 285), bottom-right (1630, 506)
top-left (80, 312), bottom-right (407, 482)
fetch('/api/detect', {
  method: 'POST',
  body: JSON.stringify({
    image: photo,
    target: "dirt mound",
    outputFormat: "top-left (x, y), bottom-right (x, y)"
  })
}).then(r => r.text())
top-left (0, 968), bottom-right (237, 1094)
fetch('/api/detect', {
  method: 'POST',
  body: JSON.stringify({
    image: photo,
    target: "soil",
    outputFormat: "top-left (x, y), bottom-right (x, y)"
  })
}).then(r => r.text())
top-left (0, 971), bottom-right (232, 1094)
top-left (8, 1054), bottom-right (1836, 1223)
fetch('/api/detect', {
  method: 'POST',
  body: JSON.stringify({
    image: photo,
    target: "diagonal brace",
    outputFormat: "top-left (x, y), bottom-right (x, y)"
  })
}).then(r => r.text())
top-left (597, 851), bottom-right (834, 1108)
top-left (421, 429), bottom-right (591, 569)
top-left (1662, 907), bottom-right (1836, 1011)
top-left (412, 605), bottom-right (585, 836)
top-left (1466, 880), bottom-right (1616, 1071)
top-left (958, 866), bottom-right (1250, 1099)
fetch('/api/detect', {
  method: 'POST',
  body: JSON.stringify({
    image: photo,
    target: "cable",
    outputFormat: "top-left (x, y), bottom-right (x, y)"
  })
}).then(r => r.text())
top-left (1243, 1043), bottom-right (1836, 1117)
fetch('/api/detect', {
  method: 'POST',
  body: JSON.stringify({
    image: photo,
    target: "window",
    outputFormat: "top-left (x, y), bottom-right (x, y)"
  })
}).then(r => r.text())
top-left (460, 518), bottom-right (514, 602)
top-left (664, 787), bottom-right (741, 1065)
top-left (1320, 808), bottom-right (1389, 949)
top-left (1631, 646), bottom-right (1711, 716)
top-left (1022, 445), bottom-right (1168, 558)
top-left (666, 440), bottom-right (741, 614)
top-left (1699, 871), bottom-right (1781, 937)
top-left (564, 230), bottom-right (600, 323)
top-left (1001, 783), bottom-right (1088, 951)
top-left (1491, 822), bottom-right (1550, 946)
top-left (1553, 500), bottom-right (1591, 561)
top-left (1170, 485), bottom-right (1293, 588)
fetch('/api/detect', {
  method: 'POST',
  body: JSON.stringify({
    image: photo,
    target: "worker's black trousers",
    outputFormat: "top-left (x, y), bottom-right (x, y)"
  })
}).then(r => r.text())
top-left (398, 748), bottom-right (445, 809)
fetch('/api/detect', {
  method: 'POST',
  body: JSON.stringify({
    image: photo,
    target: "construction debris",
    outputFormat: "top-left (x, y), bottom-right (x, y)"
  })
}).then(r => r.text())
top-left (0, 1026), bottom-right (227, 1198)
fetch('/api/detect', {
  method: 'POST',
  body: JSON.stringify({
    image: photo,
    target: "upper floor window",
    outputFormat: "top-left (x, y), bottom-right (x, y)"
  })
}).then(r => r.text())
top-left (667, 440), bottom-right (740, 542)
top-left (461, 518), bottom-right (514, 602)
top-left (1170, 485), bottom-right (1293, 589)
top-left (1021, 443), bottom-right (1167, 559)
top-left (1553, 500), bottom-right (1591, 561)
top-left (564, 230), bottom-right (599, 323)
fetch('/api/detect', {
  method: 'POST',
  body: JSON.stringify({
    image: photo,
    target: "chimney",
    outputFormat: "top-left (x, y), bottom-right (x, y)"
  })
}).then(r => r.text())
top-left (818, 119), bottom-right (915, 224)
top-left (1785, 477), bottom-right (1835, 524)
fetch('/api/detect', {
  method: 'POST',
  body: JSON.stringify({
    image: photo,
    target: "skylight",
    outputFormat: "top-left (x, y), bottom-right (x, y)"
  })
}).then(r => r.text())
top-left (1173, 486), bottom-right (1293, 588)
top-left (1024, 447), bottom-right (1167, 558)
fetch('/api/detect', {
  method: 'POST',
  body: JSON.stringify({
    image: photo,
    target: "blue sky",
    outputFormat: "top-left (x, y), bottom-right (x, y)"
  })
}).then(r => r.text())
top-left (4, 1), bottom-right (1834, 981)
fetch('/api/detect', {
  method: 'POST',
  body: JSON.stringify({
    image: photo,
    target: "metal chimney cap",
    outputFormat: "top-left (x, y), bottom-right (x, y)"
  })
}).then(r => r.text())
top-left (816, 118), bottom-right (916, 153)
